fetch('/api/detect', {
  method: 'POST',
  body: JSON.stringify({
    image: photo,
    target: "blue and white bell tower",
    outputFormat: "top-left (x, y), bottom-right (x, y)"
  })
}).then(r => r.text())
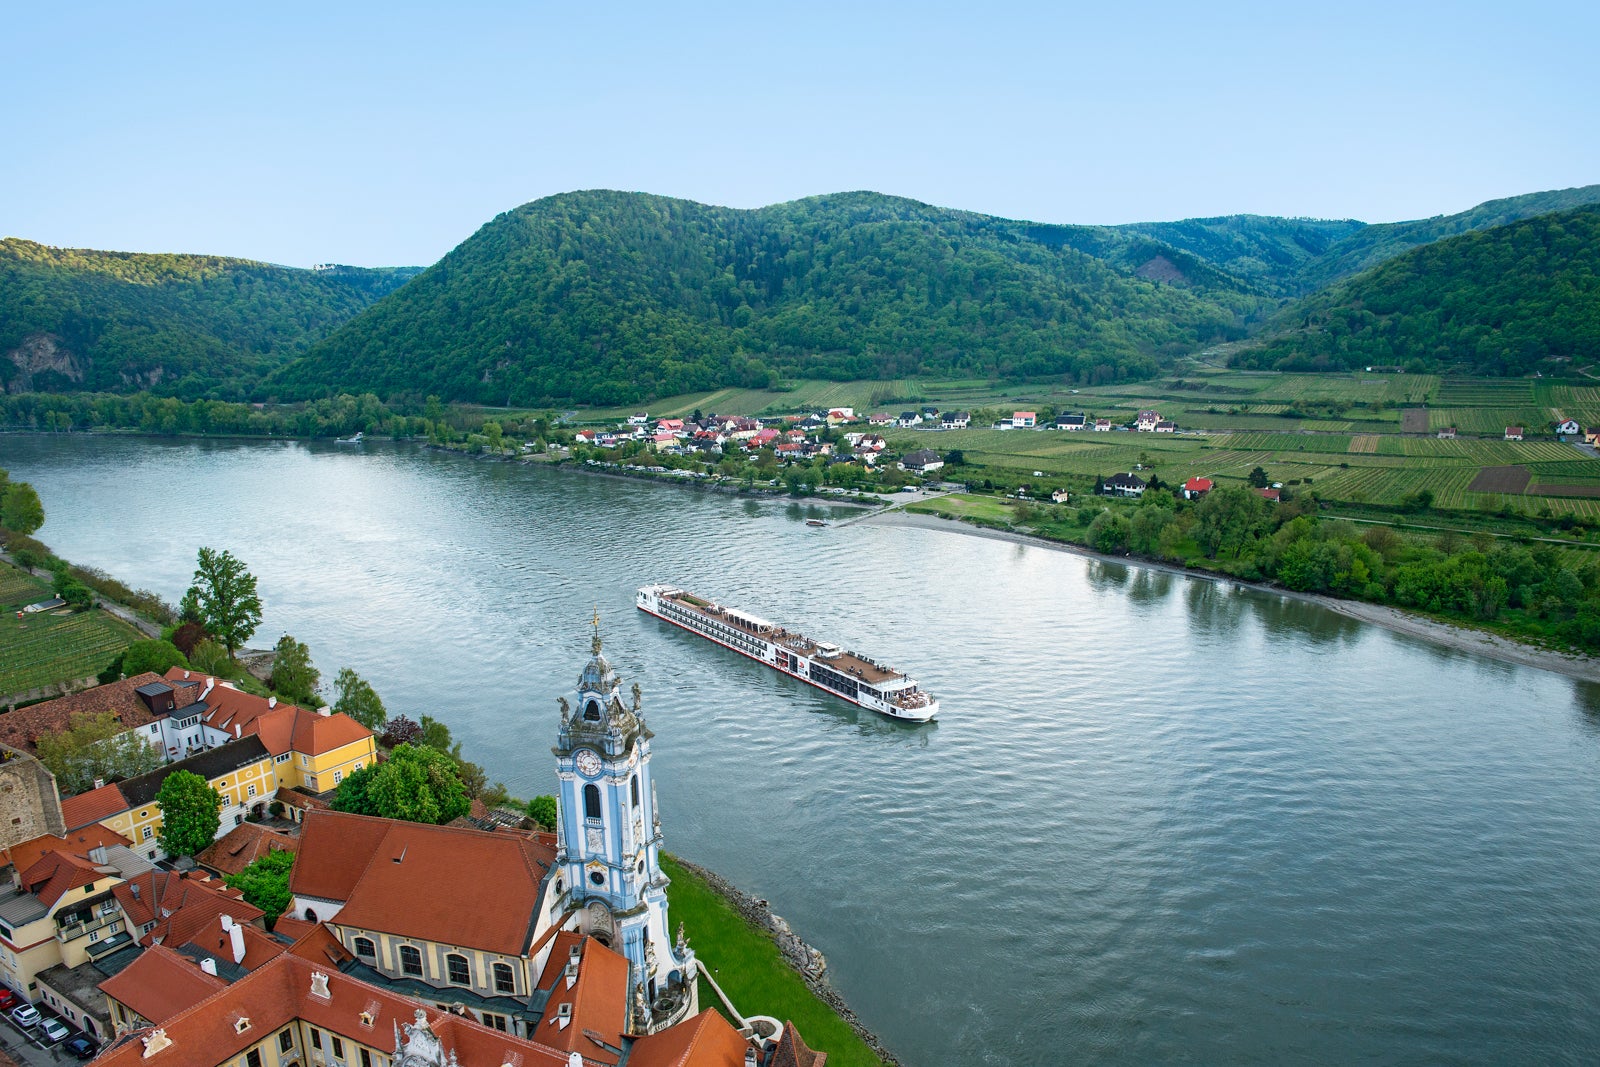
top-left (553, 615), bottom-right (697, 1033)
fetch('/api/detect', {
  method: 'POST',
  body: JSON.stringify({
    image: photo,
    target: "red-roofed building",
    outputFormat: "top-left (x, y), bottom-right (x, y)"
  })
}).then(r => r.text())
top-left (1182, 477), bottom-right (1213, 500)
top-left (194, 822), bottom-right (298, 878)
top-left (1257, 487), bottom-right (1282, 502)
top-left (0, 672), bottom-right (176, 755)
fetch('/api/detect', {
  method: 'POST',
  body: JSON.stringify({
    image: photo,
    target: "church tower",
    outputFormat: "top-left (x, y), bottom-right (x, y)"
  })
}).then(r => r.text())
top-left (552, 616), bottom-right (697, 1033)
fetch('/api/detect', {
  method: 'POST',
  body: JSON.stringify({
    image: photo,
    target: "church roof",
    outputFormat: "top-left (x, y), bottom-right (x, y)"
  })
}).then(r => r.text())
top-left (628, 1008), bottom-right (754, 1067)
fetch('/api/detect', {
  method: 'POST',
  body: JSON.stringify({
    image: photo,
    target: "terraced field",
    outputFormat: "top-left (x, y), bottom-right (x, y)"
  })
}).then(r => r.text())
top-left (0, 605), bottom-right (142, 695)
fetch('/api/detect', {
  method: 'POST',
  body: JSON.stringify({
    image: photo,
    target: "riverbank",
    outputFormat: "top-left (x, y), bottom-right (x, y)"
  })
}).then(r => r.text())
top-left (869, 509), bottom-right (1600, 684)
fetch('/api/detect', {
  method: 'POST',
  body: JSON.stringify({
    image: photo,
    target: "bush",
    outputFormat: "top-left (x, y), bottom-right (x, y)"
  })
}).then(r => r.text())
top-left (119, 639), bottom-right (189, 677)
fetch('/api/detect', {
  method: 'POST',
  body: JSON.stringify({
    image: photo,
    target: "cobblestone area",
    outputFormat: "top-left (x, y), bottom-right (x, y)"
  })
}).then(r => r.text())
top-left (674, 858), bottom-right (905, 1067)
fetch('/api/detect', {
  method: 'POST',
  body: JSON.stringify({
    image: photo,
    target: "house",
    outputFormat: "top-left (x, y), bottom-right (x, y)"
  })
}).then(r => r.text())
top-left (1136, 410), bottom-right (1161, 432)
top-left (1505, 426), bottom-right (1524, 441)
top-left (1055, 413), bottom-right (1086, 430)
top-left (896, 411), bottom-right (922, 427)
top-left (194, 822), bottom-right (299, 879)
top-left (0, 672), bottom-right (176, 757)
top-left (574, 430), bottom-right (597, 445)
top-left (1257, 487), bottom-right (1282, 502)
top-left (1437, 427), bottom-right (1457, 439)
top-left (826, 408), bottom-right (855, 424)
top-left (1154, 421), bottom-right (1176, 433)
top-left (651, 432), bottom-right (677, 452)
top-left (1586, 429), bottom-right (1600, 447)
top-left (869, 412), bottom-right (894, 426)
top-left (627, 413), bottom-right (649, 426)
top-left (1182, 477), bottom-right (1213, 500)
top-left (1093, 419), bottom-right (1114, 432)
top-left (941, 411), bottom-right (971, 429)
top-left (1012, 411), bottom-right (1037, 428)
top-left (899, 448), bottom-right (945, 473)
top-left (1105, 472), bottom-right (1147, 497)
top-left (1556, 418), bottom-right (1581, 436)
top-left (1051, 488), bottom-right (1072, 504)
top-left (655, 418), bottom-right (684, 433)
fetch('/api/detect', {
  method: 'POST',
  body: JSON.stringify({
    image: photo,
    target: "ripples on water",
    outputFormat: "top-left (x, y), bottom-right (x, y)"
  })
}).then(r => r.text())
top-left (6, 436), bottom-right (1600, 1066)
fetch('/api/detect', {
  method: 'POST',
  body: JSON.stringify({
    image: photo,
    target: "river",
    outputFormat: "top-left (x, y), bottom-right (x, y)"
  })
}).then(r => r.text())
top-left (4, 435), bottom-right (1599, 1066)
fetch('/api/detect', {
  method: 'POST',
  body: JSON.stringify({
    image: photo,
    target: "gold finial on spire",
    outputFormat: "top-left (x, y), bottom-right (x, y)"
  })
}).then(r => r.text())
top-left (591, 605), bottom-right (603, 655)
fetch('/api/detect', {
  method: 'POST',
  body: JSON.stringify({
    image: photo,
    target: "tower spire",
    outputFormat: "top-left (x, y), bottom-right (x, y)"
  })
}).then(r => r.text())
top-left (592, 605), bottom-right (603, 655)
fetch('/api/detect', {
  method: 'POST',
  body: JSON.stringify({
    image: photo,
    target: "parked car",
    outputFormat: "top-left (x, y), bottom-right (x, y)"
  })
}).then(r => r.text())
top-left (8, 1003), bottom-right (39, 1028)
top-left (39, 1015), bottom-right (70, 1043)
top-left (0, 988), bottom-right (17, 1011)
top-left (64, 1035), bottom-right (99, 1060)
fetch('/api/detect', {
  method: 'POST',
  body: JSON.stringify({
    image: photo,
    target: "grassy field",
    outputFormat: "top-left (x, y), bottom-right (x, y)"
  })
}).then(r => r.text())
top-left (662, 855), bottom-right (887, 1067)
top-left (0, 561), bottom-right (143, 695)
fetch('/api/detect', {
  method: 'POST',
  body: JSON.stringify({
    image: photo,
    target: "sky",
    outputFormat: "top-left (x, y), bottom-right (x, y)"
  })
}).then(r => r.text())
top-left (4, 0), bottom-right (1597, 268)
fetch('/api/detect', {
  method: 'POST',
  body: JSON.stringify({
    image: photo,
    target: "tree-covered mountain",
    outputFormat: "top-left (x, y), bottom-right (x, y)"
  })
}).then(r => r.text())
top-left (1111, 215), bottom-right (1367, 296)
top-left (1295, 184), bottom-right (1600, 292)
top-left (267, 191), bottom-right (1270, 406)
top-left (1233, 206), bottom-right (1600, 376)
top-left (0, 239), bottom-right (420, 399)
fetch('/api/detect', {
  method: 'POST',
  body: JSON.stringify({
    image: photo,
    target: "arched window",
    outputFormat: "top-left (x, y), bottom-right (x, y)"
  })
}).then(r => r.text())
top-left (353, 937), bottom-right (375, 960)
top-left (399, 945), bottom-right (423, 977)
top-left (584, 701), bottom-right (601, 721)
top-left (446, 954), bottom-right (470, 986)
top-left (630, 775), bottom-right (640, 808)
top-left (584, 784), bottom-right (601, 820)
top-left (493, 962), bottom-right (515, 995)
top-left (303, 908), bottom-right (318, 923)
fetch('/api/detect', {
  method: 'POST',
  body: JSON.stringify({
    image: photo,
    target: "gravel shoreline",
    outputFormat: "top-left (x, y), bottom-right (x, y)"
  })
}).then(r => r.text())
top-left (868, 509), bottom-right (1600, 684)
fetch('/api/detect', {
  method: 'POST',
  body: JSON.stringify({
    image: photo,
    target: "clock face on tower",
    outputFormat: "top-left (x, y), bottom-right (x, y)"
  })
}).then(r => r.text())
top-left (575, 749), bottom-right (602, 777)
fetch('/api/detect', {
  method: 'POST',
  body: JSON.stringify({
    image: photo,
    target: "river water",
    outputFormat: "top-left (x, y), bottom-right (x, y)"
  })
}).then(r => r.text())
top-left (4, 435), bottom-right (1599, 1066)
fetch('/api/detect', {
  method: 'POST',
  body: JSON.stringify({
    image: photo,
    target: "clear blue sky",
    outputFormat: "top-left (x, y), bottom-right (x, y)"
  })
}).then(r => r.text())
top-left (4, 1), bottom-right (1596, 268)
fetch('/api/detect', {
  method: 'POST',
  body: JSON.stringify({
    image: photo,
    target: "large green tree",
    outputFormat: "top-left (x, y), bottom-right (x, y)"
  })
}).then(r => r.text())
top-left (186, 547), bottom-right (262, 656)
top-left (0, 481), bottom-right (44, 536)
top-left (223, 848), bottom-right (295, 927)
top-left (119, 639), bottom-right (189, 678)
top-left (331, 744), bottom-right (469, 825)
top-left (332, 668), bottom-right (387, 729)
top-left (35, 710), bottom-right (165, 795)
top-left (156, 769), bottom-right (223, 857)
top-left (270, 634), bottom-right (319, 704)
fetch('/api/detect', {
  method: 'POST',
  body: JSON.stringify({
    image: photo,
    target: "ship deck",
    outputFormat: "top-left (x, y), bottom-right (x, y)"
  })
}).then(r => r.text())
top-left (657, 589), bottom-right (905, 686)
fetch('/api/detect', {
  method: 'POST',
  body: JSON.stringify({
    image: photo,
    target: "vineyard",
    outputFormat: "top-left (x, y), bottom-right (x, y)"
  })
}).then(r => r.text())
top-left (0, 562), bottom-right (142, 696)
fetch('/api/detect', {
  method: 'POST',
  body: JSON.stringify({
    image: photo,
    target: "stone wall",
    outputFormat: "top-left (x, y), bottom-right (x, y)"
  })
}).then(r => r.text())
top-left (0, 744), bottom-right (66, 848)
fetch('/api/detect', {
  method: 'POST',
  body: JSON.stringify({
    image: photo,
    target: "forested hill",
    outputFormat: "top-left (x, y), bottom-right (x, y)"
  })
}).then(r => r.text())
top-left (266, 191), bottom-right (1265, 406)
top-left (1233, 206), bottom-right (1600, 376)
top-left (1295, 184), bottom-right (1600, 292)
top-left (0, 239), bottom-right (420, 399)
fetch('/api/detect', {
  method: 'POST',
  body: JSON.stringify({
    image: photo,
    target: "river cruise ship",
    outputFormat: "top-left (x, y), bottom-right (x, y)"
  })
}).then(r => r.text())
top-left (636, 584), bottom-right (939, 722)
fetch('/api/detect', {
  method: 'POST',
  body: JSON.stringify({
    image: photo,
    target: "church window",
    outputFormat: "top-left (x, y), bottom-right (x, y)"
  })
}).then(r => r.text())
top-left (584, 784), bottom-right (601, 820)
top-left (590, 871), bottom-right (605, 886)
top-left (584, 701), bottom-right (601, 721)
top-left (630, 775), bottom-right (639, 808)
top-left (353, 937), bottom-right (375, 960)
top-left (304, 908), bottom-right (318, 923)
top-left (493, 962), bottom-right (515, 994)
top-left (399, 945), bottom-right (423, 977)
top-left (447, 953), bottom-right (470, 985)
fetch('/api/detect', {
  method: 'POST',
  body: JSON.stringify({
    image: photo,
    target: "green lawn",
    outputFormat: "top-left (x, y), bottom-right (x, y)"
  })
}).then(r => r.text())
top-left (0, 561), bottom-right (142, 695)
top-left (662, 855), bottom-right (888, 1067)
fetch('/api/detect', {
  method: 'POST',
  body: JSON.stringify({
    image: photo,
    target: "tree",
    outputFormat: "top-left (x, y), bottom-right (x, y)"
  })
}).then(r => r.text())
top-left (355, 744), bottom-right (470, 825)
top-left (329, 763), bottom-right (379, 815)
top-left (0, 481), bottom-right (44, 535)
top-left (120, 639), bottom-right (189, 677)
top-left (156, 769), bottom-right (223, 857)
top-left (36, 710), bottom-right (166, 795)
top-left (332, 668), bottom-right (387, 729)
top-left (186, 548), bottom-right (262, 656)
top-left (224, 848), bottom-right (295, 927)
top-left (379, 715), bottom-right (422, 748)
top-left (188, 638), bottom-right (232, 676)
top-left (270, 634), bottom-right (319, 704)
top-left (1247, 466), bottom-right (1270, 489)
top-left (527, 794), bottom-right (558, 830)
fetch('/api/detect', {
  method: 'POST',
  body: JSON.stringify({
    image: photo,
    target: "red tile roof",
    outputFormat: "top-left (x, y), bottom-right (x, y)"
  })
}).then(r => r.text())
top-left (193, 823), bottom-right (298, 878)
top-left (112, 870), bottom-right (261, 942)
top-left (1183, 477), bottom-right (1213, 493)
top-left (98, 944), bottom-right (227, 1024)
top-left (294, 810), bottom-right (556, 955)
top-left (770, 1020), bottom-right (829, 1067)
top-left (0, 672), bottom-right (168, 754)
top-left (91, 951), bottom-right (574, 1067)
top-left (19, 849), bottom-right (110, 906)
top-left (60, 782), bottom-right (129, 830)
top-left (4, 824), bottom-right (130, 873)
top-left (628, 1008), bottom-right (754, 1067)
top-left (533, 933), bottom-right (629, 1065)
top-left (179, 914), bottom-right (284, 973)
top-left (161, 669), bottom-right (374, 757)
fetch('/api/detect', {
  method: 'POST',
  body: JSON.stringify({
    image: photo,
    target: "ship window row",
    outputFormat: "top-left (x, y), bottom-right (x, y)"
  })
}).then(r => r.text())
top-left (667, 605), bottom-right (764, 655)
top-left (809, 663), bottom-right (860, 697)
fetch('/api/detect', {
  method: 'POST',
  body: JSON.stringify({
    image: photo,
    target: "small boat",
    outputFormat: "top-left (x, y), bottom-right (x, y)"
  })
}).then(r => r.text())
top-left (335, 431), bottom-right (364, 444)
top-left (806, 519), bottom-right (828, 527)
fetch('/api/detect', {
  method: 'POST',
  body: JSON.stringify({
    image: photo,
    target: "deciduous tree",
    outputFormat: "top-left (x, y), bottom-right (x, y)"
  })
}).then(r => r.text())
top-left (0, 481), bottom-right (44, 535)
top-left (156, 770), bottom-right (223, 857)
top-left (186, 548), bottom-right (262, 656)
top-left (332, 668), bottom-right (387, 729)
top-left (224, 848), bottom-right (295, 926)
top-left (36, 710), bottom-right (166, 795)
top-left (270, 634), bottom-right (319, 704)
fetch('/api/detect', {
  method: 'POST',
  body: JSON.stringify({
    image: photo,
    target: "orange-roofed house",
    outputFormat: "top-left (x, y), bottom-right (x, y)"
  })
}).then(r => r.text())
top-left (1182, 477), bottom-right (1214, 500)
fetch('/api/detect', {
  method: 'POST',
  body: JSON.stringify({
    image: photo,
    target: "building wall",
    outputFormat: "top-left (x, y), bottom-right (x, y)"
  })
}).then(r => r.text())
top-left (0, 747), bottom-right (66, 848)
top-left (328, 921), bottom-right (535, 1025)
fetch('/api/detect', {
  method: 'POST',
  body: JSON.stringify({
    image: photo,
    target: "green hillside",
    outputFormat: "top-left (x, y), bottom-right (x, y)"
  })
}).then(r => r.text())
top-left (1112, 215), bottom-right (1366, 296)
top-left (267, 190), bottom-right (1265, 406)
top-left (1234, 206), bottom-right (1600, 376)
top-left (1295, 184), bottom-right (1600, 292)
top-left (0, 239), bottom-right (420, 399)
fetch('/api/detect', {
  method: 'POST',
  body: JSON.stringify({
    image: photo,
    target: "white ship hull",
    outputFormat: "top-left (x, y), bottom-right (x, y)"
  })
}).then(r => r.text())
top-left (637, 585), bottom-right (938, 722)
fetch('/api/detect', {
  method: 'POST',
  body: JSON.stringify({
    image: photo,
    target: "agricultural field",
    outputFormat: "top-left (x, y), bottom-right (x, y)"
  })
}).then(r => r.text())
top-left (0, 562), bottom-right (142, 696)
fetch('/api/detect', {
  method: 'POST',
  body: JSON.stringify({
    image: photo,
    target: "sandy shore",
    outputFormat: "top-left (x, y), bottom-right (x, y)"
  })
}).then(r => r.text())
top-left (867, 510), bottom-right (1600, 685)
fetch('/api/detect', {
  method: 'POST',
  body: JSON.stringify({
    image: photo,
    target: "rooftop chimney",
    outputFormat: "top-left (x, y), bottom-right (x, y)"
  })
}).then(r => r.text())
top-left (317, 705), bottom-right (331, 717)
top-left (267, 697), bottom-right (276, 708)
top-left (130, 883), bottom-right (140, 898)
top-left (200, 958), bottom-right (218, 976)
top-left (93, 778), bottom-right (104, 790)
top-left (230, 920), bottom-right (247, 965)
